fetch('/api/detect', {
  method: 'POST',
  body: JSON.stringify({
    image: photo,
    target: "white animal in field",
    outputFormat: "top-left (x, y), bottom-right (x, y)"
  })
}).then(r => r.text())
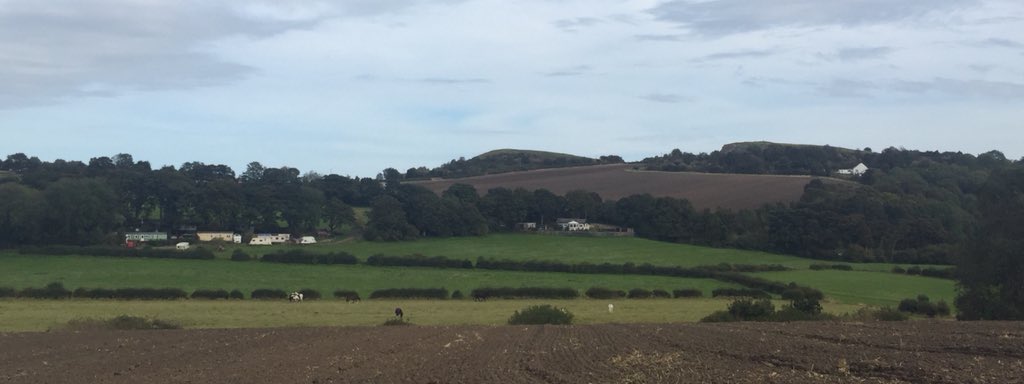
top-left (608, 304), bottom-right (614, 313)
top-left (289, 292), bottom-right (304, 302)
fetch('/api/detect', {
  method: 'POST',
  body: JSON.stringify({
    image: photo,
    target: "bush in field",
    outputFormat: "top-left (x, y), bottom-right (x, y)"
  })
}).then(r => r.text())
top-left (711, 288), bottom-right (770, 299)
top-left (298, 288), bottom-right (321, 300)
top-left (471, 287), bottom-right (578, 300)
top-left (19, 282), bottom-right (72, 299)
top-left (508, 305), bottom-right (574, 325)
top-left (627, 288), bottom-right (653, 299)
top-left (66, 315), bottom-right (181, 330)
top-left (451, 290), bottom-right (464, 299)
top-left (382, 318), bottom-right (411, 326)
top-left (369, 288), bottom-right (448, 299)
top-left (230, 249), bottom-right (251, 261)
top-left (229, 289), bottom-right (245, 299)
top-left (892, 266), bottom-right (906, 274)
top-left (652, 289), bottom-right (671, 298)
top-left (673, 288), bottom-right (703, 298)
top-left (0, 287), bottom-right (16, 297)
top-left (585, 287), bottom-right (626, 299)
top-left (251, 289), bottom-right (288, 300)
top-left (191, 289), bottom-right (230, 300)
top-left (772, 306), bottom-right (835, 322)
top-left (333, 290), bottom-right (361, 301)
top-left (896, 294), bottom-right (951, 317)
top-left (728, 298), bottom-right (775, 320)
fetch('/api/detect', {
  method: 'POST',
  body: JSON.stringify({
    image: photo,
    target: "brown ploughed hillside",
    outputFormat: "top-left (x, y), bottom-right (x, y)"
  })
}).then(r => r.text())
top-left (408, 163), bottom-right (823, 210)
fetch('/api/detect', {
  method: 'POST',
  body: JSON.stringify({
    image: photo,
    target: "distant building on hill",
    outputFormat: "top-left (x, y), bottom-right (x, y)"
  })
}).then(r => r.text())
top-left (837, 163), bottom-right (869, 176)
top-left (197, 232), bottom-right (242, 243)
top-left (556, 218), bottom-right (590, 231)
top-left (125, 231), bottom-right (167, 247)
top-left (515, 222), bottom-right (537, 231)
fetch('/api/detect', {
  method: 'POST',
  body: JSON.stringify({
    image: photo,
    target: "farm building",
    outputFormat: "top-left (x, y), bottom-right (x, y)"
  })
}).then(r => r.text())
top-left (249, 237), bottom-right (272, 246)
top-left (556, 218), bottom-right (590, 231)
top-left (197, 232), bottom-right (242, 243)
top-left (837, 163), bottom-right (869, 176)
top-left (124, 232), bottom-right (168, 243)
top-left (253, 233), bottom-right (291, 244)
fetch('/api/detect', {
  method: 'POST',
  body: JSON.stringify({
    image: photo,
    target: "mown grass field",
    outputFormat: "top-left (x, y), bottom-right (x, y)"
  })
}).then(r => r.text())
top-left (756, 270), bottom-right (957, 307)
top-left (219, 233), bottom-right (930, 272)
top-left (0, 254), bottom-right (738, 298)
top-left (0, 299), bottom-right (865, 332)
top-left (0, 234), bottom-right (958, 330)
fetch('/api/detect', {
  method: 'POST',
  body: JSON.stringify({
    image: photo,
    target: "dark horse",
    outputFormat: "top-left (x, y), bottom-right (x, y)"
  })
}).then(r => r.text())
top-left (394, 307), bottom-right (404, 319)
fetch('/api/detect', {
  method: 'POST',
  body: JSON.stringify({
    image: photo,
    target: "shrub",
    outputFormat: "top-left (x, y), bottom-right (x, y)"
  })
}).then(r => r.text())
top-left (251, 289), bottom-right (288, 300)
top-left (711, 288), bottom-right (770, 299)
top-left (65, 315), bottom-right (181, 330)
top-left (906, 266), bottom-right (922, 275)
top-left (897, 295), bottom-right (950, 317)
top-left (507, 305), bottom-right (574, 325)
top-left (585, 287), bottom-right (626, 299)
top-left (260, 250), bottom-right (357, 265)
top-left (727, 298), bottom-right (775, 320)
top-left (892, 266), bottom-right (906, 274)
top-left (652, 289), bottom-right (671, 299)
top-left (830, 264), bottom-right (853, 271)
top-left (230, 249), bottom-right (251, 261)
top-left (369, 288), bottom-right (448, 299)
top-left (872, 307), bottom-right (910, 321)
top-left (228, 289), bottom-right (245, 299)
top-left (627, 288), bottom-right (653, 299)
top-left (673, 288), bottom-right (703, 298)
top-left (366, 254), bottom-right (472, 269)
top-left (19, 282), bottom-right (72, 299)
top-left (298, 288), bottom-right (322, 300)
top-left (897, 298), bottom-right (918, 313)
top-left (470, 287), bottom-right (578, 300)
top-left (936, 300), bottom-right (951, 317)
top-left (191, 289), bottom-right (230, 300)
top-left (333, 290), bottom-right (361, 301)
top-left (451, 290), bottom-right (464, 299)
top-left (0, 287), bottom-right (16, 298)
top-left (382, 318), bottom-right (411, 326)
top-left (790, 298), bottom-right (823, 315)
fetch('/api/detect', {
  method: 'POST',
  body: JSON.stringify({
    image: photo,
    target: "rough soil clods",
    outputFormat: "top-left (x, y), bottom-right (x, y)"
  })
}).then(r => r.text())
top-left (2, 321), bottom-right (1022, 383)
top-left (408, 164), bottom-right (821, 210)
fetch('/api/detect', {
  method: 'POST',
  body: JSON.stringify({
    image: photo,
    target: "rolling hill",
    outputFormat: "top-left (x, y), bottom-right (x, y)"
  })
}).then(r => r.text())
top-left (408, 163), bottom-right (826, 210)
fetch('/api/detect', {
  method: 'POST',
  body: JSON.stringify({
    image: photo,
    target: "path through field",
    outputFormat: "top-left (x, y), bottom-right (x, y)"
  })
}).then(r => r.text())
top-left (2, 322), bottom-right (1021, 383)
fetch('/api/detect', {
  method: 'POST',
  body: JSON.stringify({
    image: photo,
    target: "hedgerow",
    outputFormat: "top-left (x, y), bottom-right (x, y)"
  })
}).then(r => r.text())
top-left (369, 288), bottom-right (449, 299)
top-left (508, 305), bottom-right (574, 325)
top-left (366, 254), bottom-right (472, 269)
top-left (19, 245), bottom-right (214, 260)
top-left (470, 287), bottom-right (578, 300)
top-left (585, 287), bottom-right (626, 299)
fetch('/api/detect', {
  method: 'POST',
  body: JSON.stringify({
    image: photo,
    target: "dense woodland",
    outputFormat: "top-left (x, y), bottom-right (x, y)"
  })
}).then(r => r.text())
top-left (1, 144), bottom-right (1022, 319)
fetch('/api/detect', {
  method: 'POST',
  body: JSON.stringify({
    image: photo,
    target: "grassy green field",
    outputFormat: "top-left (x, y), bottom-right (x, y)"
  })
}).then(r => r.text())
top-left (756, 270), bottom-right (957, 307)
top-left (0, 234), bottom-right (958, 330)
top-left (0, 254), bottom-right (738, 298)
top-left (0, 299), bottom-right (865, 332)
top-left (222, 233), bottom-right (932, 272)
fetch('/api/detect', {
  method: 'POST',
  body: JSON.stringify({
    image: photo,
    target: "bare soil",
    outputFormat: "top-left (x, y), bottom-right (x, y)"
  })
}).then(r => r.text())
top-left (2, 321), bottom-right (1022, 383)
top-left (408, 164), bottom-right (824, 210)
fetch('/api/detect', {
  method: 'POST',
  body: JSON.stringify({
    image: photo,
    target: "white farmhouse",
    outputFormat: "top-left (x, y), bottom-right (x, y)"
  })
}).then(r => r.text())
top-left (837, 163), bottom-right (869, 176)
top-left (556, 218), bottom-right (591, 231)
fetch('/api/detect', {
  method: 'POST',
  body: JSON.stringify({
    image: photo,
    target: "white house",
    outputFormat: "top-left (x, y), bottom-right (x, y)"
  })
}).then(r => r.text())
top-left (556, 218), bottom-right (591, 231)
top-left (837, 163), bottom-right (869, 176)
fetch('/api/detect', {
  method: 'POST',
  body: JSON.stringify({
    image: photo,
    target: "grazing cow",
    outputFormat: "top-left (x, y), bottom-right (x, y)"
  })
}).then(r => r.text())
top-left (346, 296), bottom-right (361, 303)
top-left (289, 292), bottom-right (304, 302)
top-left (394, 307), bottom-right (404, 319)
top-left (608, 304), bottom-right (614, 313)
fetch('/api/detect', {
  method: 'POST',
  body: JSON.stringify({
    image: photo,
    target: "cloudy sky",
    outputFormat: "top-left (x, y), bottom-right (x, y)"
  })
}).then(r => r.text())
top-left (2, 0), bottom-right (1022, 177)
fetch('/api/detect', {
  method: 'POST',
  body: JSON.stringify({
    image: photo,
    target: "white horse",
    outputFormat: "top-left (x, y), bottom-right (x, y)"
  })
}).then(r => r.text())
top-left (608, 304), bottom-right (614, 313)
top-left (289, 292), bottom-right (304, 302)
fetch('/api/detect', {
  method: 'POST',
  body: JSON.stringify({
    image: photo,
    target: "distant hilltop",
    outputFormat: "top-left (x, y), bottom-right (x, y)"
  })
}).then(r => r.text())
top-left (402, 148), bottom-right (624, 180)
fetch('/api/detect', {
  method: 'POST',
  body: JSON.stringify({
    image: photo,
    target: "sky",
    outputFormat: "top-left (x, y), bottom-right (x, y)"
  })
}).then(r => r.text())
top-left (1, 0), bottom-right (1022, 177)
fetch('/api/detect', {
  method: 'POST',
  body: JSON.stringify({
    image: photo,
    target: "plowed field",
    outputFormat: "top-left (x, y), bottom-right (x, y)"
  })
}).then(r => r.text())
top-left (408, 164), bottom-right (826, 210)
top-left (3, 321), bottom-right (1022, 383)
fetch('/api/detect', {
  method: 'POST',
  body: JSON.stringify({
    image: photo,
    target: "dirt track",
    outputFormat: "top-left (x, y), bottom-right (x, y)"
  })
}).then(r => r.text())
top-left (2, 321), bottom-right (1022, 383)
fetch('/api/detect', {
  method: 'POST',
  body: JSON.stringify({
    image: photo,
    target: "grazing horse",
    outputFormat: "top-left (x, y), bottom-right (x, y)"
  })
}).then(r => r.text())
top-left (289, 292), bottom-right (304, 302)
top-left (608, 303), bottom-right (614, 313)
top-left (394, 307), bottom-right (404, 319)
